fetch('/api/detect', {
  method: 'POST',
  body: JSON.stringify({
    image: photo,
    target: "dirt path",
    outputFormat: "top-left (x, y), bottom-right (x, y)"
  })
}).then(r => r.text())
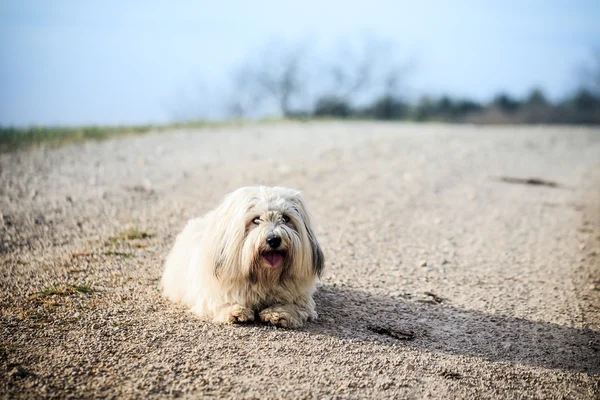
top-left (1, 122), bottom-right (599, 399)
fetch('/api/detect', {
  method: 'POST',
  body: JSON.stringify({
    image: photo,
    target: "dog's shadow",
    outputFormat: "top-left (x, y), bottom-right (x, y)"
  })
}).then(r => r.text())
top-left (308, 285), bottom-right (600, 374)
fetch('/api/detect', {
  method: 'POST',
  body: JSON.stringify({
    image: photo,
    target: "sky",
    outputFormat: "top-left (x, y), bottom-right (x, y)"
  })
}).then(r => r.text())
top-left (1, 0), bottom-right (599, 126)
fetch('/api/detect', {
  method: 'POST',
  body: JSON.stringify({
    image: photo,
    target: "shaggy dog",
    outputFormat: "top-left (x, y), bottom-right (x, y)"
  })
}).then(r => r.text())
top-left (161, 186), bottom-right (324, 328)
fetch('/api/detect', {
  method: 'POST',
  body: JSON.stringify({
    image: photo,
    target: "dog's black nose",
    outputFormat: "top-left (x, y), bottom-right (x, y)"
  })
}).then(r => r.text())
top-left (266, 234), bottom-right (281, 249)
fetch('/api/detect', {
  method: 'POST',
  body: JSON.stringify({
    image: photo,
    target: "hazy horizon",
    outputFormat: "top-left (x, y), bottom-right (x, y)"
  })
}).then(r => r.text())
top-left (1, 0), bottom-right (600, 127)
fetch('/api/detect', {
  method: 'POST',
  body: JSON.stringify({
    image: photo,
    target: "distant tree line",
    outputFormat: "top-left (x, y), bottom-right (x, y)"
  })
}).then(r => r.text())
top-left (311, 87), bottom-right (600, 125)
top-left (227, 41), bottom-right (600, 125)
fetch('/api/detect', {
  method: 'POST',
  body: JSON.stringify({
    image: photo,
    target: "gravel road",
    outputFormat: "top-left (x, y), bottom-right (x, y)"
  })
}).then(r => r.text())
top-left (1, 122), bottom-right (599, 399)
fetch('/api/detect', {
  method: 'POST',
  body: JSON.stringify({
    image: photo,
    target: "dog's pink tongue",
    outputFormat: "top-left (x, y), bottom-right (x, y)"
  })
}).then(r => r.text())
top-left (262, 251), bottom-right (284, 267)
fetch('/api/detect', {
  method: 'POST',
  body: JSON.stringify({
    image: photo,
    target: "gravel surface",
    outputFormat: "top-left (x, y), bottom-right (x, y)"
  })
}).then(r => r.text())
top-left (1, 122), bottom-right (599, 399)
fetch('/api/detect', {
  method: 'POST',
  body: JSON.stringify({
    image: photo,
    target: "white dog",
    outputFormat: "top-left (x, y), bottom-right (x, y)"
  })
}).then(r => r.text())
top-left (161, 186), bottom-right (324, 328)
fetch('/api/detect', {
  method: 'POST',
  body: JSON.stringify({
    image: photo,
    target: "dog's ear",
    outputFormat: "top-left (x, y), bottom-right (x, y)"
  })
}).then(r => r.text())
top-left (204, 211), bottom-right (228, 279)
top-left (290, 192), bottom-right (324, 278)
top-left (205, 190), bottom-right (249, 279)
top-left (213, 247), bottom-right (226, 279)
top-left (306, 224), bottom-right (324, 278)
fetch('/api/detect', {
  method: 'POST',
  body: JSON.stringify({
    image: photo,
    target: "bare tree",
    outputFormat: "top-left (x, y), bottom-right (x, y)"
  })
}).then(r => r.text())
top-left (227, 37), bottom-right (413, 119)
top-left (228, 42), bottom-right (309, 118)
top-left (325, 43), bottom-right (373, 100)
top-left (581, 49), bottom-right (600, 95)
top-left (227, 67), bottom-right (265, 119)
top-left (321, 38), bottom-right (412, 105)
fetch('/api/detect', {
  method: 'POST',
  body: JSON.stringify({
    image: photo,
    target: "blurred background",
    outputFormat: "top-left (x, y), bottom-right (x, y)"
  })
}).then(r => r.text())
top-left (1, 0), bottom-right (600, 128)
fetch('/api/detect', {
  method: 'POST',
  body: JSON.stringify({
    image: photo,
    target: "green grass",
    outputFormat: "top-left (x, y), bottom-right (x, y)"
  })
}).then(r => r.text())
top-left (113, 228), bottom-right (153, 241)
top-left (33, 284), bottom-right (98, 297)
top-left (106, 228), bottom-right (154, 246)
top-left (104, 251), bottom-right (134, 258)
top-left (0, 125), bottom-right (155, 153)
top-left (0, 119), bottom-right (291, 153)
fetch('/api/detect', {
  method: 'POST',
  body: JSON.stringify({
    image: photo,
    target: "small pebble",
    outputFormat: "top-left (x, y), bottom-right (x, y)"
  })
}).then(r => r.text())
top-left (9, 365), bottom-right (29, 379)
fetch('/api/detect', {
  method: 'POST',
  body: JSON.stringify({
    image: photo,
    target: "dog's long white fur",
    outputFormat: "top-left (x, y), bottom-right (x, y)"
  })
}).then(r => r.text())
top-left (161, 186), bottom-right (324, 328)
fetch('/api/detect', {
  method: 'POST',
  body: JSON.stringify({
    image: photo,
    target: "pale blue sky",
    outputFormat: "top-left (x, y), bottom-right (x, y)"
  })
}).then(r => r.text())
top-left (1, 1), bottom-right (599, 126)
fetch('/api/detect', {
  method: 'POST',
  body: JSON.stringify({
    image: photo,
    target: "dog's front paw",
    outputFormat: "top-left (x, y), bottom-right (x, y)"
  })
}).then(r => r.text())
top-left (214, 304), bottom-right (255, 324)
top-left (230, 304), bottom-right (255, 323)
top-left (259, 306), bottom-right (304, 329)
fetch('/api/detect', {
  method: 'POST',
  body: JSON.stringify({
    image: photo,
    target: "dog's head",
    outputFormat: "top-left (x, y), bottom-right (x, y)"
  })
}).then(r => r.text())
top-left (205, 186), bottom-right (324, 283)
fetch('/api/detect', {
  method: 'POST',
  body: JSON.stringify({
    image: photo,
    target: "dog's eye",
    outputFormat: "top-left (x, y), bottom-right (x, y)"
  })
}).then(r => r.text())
top-left (252, 217), bottom-right (261, 225)
top-left (281, 215), bottom-right (290, 223)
